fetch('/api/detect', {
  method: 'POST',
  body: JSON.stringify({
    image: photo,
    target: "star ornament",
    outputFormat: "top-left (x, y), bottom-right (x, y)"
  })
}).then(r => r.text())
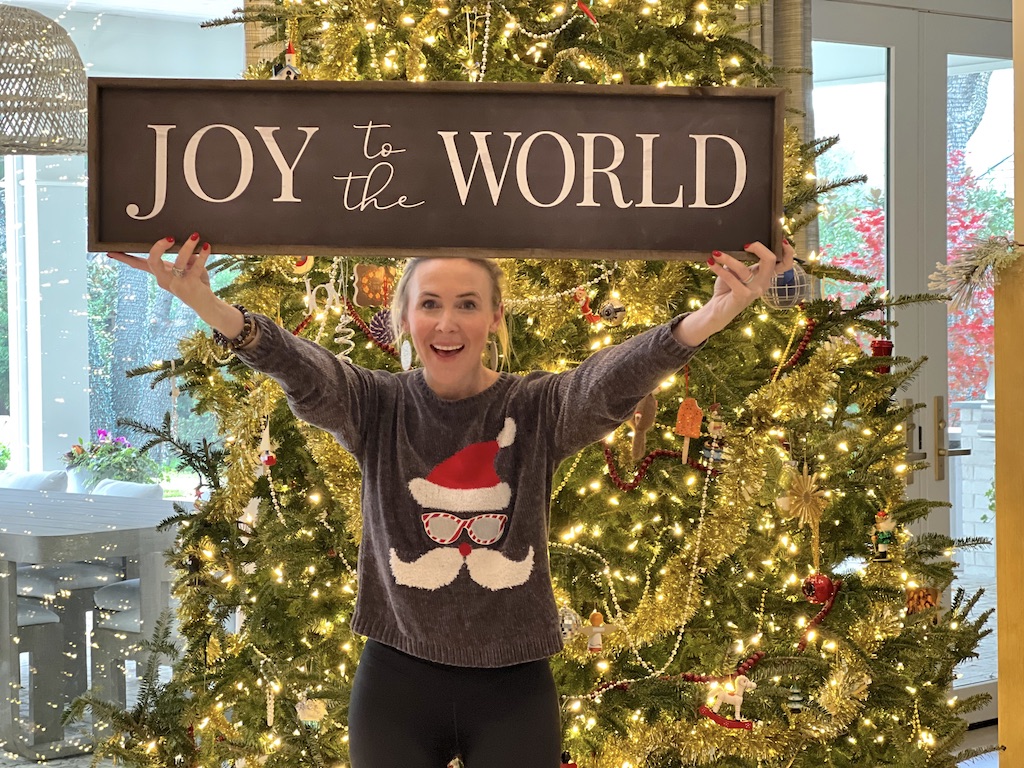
top-left (777, 463), bottom-right (827, 569)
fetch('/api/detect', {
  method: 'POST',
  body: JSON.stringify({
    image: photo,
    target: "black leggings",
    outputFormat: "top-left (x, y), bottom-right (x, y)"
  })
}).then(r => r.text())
top-left (348, 640), bottom-right (561, 768)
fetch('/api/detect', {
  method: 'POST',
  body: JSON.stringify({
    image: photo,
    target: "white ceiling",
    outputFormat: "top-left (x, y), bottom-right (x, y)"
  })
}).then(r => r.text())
top-left (15, 0), bottom-right (240, 21)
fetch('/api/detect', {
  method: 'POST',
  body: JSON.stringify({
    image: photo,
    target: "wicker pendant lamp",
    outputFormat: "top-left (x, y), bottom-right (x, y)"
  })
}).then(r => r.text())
top-left (0, 4), bottom-right (87, 155)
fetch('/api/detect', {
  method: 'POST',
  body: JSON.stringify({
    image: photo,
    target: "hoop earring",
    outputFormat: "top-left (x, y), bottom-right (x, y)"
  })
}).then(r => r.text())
top-left (487, 338), bottom-right (499, 371)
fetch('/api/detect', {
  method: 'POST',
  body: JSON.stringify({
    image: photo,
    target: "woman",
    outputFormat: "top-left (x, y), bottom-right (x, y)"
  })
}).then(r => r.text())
top-left (108, 234), bottom-right (793, 767)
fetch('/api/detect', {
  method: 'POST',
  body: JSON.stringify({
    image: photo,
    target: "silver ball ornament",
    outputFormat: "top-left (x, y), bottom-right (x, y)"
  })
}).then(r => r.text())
top-left (763, 263), bottom-right (812, 310)
top-left (598, 299), bottom-right (626, 326)
top-left (558, 606), bottom-right (583, 640)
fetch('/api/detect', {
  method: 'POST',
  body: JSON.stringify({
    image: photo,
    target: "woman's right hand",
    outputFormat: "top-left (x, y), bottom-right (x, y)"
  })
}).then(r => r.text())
top-left (106, 233), bottom-right (246, 339)
top-left (107, 233), bottom-right (213, 311)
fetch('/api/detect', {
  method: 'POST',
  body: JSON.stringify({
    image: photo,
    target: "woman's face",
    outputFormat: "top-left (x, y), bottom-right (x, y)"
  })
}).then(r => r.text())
top-left (403, 259), bottom-right (502, 398)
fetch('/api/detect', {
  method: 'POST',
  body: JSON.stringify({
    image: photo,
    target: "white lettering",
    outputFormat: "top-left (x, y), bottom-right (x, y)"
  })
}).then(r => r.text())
top-left (577, 133), bottom-right (633, 208)
top-left (636, 133), bottom-right (684, 208)
top-left (515, 131), bottom-right (575, 208)
top-left (690, 134), bottom-right (747, 208)
top-left (438, 131), bottom-right (522, 205)
top-left (183, 124), bottom-right (254, 203)
top-left (254, 126), bottom-right (319, 202)
top-left (126, 124), bottom-right (175, 220)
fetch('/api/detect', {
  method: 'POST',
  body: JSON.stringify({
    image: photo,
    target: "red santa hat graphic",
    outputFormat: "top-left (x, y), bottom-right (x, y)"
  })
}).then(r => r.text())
top-left (409, 418), bottom-right (516, 512)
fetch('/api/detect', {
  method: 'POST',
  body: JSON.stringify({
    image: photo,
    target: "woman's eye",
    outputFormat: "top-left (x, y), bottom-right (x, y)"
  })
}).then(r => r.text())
top-left (460, 301), bottom-right (477, 310)
top-left (421, 300), bottom-right (438, 309)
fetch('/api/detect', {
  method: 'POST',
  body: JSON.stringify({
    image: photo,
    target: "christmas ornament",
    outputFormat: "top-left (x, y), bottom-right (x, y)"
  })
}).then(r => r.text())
top-left (353, 263), bottom-right (397, 307)
top-left (870, 337), bottom-right (894, 373)
top-left (906, 586), bottom-right (941, 615)
top-left (786, 684), bottom-right (806, 713)
top-left (629, 392), bottom-right (657, 462)
top-left (598, 298), bottom-right (626, 326)
top-left (334, 311), bottom-right (356, 363)
top-left (763, 263), bottom-right (811, 310)
top-left (573, 286), bottom-right (601, 323)
top-left (777, 462), bottom-right (827, 570)
top-left (258, 423), bottom-right (277, 471)
top-left (575, 0), bottom-right (598, 24)
top-left (581, 610), bottom-right (619, 653)
top-left (292, 255), bottom-right (315, 275)
top-left (295, 696), bottom-right (327, 730)
top-left (561, 751), bottom-right (579, 768)
top-left (801, 572), bottom-right (837, 604)
top-left (266, 685), bottom-right (275, 726)
top-left (872, 510), bottom-right (897, 561)
top-left (272, 41), bottom-right (301, 80)
top-left (368, 308), bottom-right (396, 346)
top-left (674, 397), bottom-right (703, 462)
top-left (558, 605), bottom-right (583, 641)
top-left (702, 675), bottom-right (757, 725)
top-left (701, 403), bottom-right (726, 462)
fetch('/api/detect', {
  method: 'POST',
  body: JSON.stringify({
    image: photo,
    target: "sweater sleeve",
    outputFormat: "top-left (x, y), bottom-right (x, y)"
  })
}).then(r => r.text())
top-left (533, 315), bottom-right (704, 459)
top-left (232, 313), bottom-right (378, 456)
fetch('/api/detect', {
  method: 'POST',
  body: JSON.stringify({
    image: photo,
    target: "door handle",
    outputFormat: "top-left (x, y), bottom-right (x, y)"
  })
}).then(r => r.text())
top-left (934, 395), bottom-right (972, 481)
top-left (902, 399), bottom-right (927, 485)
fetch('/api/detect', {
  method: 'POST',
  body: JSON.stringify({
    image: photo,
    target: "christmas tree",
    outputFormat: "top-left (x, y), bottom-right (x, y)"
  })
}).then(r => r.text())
top-left (74, 1), bottom-right (992, 766)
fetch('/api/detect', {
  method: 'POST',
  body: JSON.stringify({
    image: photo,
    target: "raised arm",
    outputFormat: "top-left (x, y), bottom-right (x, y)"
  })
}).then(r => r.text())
top-left (107, 233), bottom-right (247, 343)
top-left (674, 240), bottom-right (796, 347)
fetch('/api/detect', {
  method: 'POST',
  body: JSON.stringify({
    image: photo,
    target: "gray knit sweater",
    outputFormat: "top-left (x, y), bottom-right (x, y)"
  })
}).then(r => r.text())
top-left (237, 313), bottom-right (701, 667)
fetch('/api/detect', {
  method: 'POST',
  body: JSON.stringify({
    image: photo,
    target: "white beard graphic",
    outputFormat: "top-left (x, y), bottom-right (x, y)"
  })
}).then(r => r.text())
top-left (389, 545), bottom-right (535, 591)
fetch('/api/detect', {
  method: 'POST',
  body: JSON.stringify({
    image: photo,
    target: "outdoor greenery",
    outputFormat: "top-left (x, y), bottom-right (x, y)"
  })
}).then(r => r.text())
top-left (60, 428), bottom-right (162, 488)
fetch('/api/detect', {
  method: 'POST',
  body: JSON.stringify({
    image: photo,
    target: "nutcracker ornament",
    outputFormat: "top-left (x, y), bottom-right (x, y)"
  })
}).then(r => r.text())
top-left (872, 510), bottom-right (897, 561)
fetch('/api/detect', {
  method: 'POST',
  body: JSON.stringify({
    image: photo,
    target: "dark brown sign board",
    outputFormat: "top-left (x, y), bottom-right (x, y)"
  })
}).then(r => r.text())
top-left (88, 78), bottom-right (785, 260)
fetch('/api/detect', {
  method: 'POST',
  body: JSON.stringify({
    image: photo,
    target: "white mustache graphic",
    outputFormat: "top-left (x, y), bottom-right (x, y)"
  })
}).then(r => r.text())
top-left (389, 545), bottom-right (535, 591)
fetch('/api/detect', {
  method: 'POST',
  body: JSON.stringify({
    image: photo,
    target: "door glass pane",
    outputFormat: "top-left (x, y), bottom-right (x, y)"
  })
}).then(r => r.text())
top-left (811, 42), bottom-right (888, 306)
top-left (947, 55), bottom-right (1012, 689)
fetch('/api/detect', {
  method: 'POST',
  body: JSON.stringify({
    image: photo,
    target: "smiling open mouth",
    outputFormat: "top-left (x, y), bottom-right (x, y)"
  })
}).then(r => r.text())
top-left (431, 344), bottom-right (465, 358)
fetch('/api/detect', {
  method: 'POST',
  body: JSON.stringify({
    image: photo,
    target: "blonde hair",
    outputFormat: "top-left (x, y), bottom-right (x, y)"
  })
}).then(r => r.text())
top-left (390, 257), bottom-right (511, 366)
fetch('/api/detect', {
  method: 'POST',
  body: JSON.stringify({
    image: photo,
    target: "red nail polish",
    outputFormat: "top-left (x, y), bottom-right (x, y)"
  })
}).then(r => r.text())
top-left (712, 250), bottom-right (724, 258)
top-left (743, 243), bottom-right (751, 249)
top-left (202, 242), bottom-right (210, 251)
top-left (165, 236), bottom-right (175, 242)
top-left (190, 232), bottom-right (199, 241)
top-left (706, 256), bottom-right (716, 266)
top-left (783, 238), bottom-right (790, 245)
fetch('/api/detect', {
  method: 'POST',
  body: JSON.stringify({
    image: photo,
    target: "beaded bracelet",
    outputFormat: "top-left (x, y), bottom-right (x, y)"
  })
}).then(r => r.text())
top-left (212, 305), bottom-right (257, 351)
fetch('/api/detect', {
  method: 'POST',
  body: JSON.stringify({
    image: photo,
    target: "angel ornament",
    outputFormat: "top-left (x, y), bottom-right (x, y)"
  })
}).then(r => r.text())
top-left (581, 610), bottom-right (621, 653)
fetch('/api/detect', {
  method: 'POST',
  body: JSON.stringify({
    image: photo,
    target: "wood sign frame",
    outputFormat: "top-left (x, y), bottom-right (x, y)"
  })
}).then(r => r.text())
top-left (88, 78), bottom-right (785, 260)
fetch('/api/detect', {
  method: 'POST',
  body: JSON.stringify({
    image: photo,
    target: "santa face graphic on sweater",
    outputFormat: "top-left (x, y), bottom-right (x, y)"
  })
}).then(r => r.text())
top-left (389, 417), bottom-right (535, 591)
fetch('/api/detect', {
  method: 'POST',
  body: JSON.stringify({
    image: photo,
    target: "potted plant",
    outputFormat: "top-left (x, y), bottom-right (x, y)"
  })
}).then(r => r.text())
top-left (61, 429), bottom-right (161, 492)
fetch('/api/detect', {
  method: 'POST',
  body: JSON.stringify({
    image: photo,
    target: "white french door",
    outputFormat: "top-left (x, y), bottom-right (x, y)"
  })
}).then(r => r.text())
top-left (813, 0), bottom-right (1011, 724)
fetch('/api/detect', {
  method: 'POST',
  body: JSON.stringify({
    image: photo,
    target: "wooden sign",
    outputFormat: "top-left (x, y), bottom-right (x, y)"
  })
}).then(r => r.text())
top-left (88, 79), bottom-right (785, 260)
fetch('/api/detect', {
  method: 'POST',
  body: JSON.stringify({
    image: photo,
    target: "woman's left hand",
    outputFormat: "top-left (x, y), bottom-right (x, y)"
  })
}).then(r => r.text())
top-left (674, 240), bottom-right (797, 347)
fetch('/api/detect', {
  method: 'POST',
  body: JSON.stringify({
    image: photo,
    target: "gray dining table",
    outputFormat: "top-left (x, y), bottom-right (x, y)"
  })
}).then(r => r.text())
top-left (0, 488), bottom-right (178, 760)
